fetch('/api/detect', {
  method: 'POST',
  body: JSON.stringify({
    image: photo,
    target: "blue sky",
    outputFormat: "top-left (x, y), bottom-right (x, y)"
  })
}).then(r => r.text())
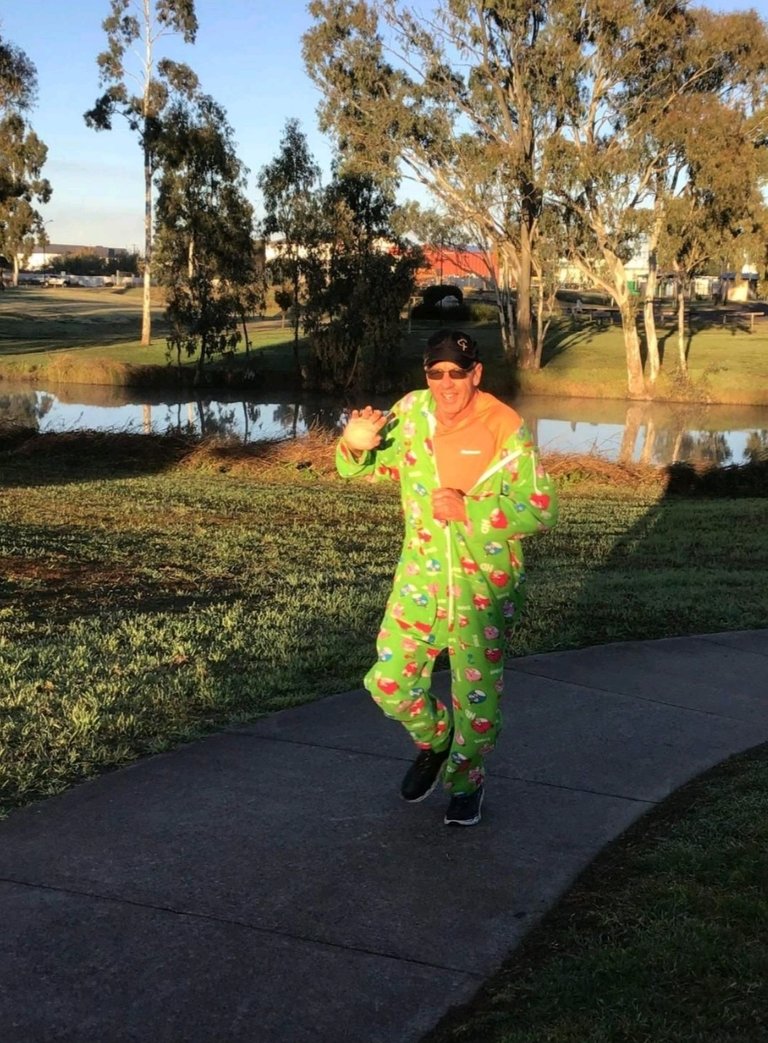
top-left (1, 0), bottom-right (336, 249)
top-left (2, 0), bottom-right (766, 251)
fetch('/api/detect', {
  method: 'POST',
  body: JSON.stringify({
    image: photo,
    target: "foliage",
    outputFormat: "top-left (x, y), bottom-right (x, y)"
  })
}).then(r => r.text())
top-left (257, 118), bottom-right (324, 382)
top-left (303, 170), bottom-right (422, 391)
top-left (85, 0), bottom-right (199, 346)
top-left (54, 251), bottom-right (141, 276)
top-left (0, 113), bottom-right (51, 285)
top-left (0, 30), bottom-right (50, 279)
top-left (154, 93), bottom-right (261, 375)
top-left (421, 283), bottom-right (462, 308)
top-left (304, 1), bottom-right (768, 398)
top-left (0, 34), bottom-right (36, 114)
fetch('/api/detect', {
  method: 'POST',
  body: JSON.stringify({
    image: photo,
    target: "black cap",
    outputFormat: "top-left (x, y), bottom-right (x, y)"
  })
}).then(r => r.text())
top-left (423, 329), bottom-right (479, 370)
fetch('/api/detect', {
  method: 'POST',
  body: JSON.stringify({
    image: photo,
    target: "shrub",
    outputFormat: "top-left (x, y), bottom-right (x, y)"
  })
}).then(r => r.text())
top-left (467, 301), bottom-right (498, 322)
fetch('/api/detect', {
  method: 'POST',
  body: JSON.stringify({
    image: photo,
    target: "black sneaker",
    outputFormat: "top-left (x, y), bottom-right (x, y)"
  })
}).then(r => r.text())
top-left (400, 745), bottom-right (451, 802)
top-left (444, 786), bottom-right (484, 826)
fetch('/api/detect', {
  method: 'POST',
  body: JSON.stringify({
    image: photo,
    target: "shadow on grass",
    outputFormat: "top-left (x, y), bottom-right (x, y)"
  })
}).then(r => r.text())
top-left (0, 430), bottom-right (194, 487)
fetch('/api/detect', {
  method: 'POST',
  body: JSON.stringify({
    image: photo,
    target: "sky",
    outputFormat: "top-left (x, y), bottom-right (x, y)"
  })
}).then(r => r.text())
top-left (1, 0), bottom-right (337, 250)
top-left (2, 0), bottom-right (767, 252)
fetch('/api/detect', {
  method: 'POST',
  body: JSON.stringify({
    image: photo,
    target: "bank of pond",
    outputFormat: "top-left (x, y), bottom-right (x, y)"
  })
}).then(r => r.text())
top-left (1, 380), bottom-right (767, 468)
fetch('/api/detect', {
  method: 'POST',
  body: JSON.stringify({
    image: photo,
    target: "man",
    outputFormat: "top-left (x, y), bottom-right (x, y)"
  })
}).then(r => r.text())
top-left (337, 329), bottom-right (558, 826)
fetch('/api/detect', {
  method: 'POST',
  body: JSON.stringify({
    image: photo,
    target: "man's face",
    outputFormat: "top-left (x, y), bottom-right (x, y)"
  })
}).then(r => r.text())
top-left (425, 361), bottom-right (482, 420)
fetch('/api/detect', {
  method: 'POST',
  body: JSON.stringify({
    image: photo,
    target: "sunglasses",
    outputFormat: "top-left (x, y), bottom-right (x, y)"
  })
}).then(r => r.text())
top-left (425, 366), bottom-right (475, 381)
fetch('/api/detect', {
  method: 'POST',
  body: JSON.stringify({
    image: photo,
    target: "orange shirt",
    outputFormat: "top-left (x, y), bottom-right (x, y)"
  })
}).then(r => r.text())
top-left (433, 390), bottom-right (523, 493)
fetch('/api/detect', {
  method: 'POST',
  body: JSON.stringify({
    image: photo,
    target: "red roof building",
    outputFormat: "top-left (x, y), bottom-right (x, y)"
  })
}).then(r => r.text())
top-left (417, 246), bottom-right (498, 286)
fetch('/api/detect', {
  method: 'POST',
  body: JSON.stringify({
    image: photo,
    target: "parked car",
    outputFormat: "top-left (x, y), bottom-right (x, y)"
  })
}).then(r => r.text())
top-left (46, 274), bottom-right (80, 287)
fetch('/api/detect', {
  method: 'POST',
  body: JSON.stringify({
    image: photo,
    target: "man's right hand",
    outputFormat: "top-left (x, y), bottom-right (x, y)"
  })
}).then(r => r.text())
top-left (341, 407), bottom-right (388, 453)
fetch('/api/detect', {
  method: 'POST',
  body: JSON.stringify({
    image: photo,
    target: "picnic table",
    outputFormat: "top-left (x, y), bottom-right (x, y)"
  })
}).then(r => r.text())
top-left (568, 304), bottom-right (621, 327)
top-left (721, 310), bottom-right (766, 333)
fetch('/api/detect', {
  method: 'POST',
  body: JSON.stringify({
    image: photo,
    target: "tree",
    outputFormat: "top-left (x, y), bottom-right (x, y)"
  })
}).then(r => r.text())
top-left (154, 93), bottom-right (261, 377)
top-left (303, 170), bottom-right (421, 391)
top-left (0, 113), bottom-right (51, 285)
top-left (305, 1), bottom-right (768, 398)
top-left (257, 119), bottom-right (324, 383)
top-left (303, 1), bottom-right (563, 371)
top-left (85, 0), bottom-right (199, 346)
top-left (0, 29), bottom-right (46, 208)
top-left (0, 34), bottom-right (36, 114)
top-left (632, 7), bottom-right (768, 385)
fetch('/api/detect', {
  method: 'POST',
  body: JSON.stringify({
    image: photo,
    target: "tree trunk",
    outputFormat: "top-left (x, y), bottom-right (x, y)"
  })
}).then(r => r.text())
top-left (620, 303), bottom-right (646, 398)
top-left (240, 310), bottom-right (250, 355)
top-left (496, 294), bottom-right (514, 359)
top-left (292, 276), bottom-right (301, 383)
top-left (515, 221), bottom-right (536, 369)
top-left (606, 254), bottom-right (646, 397)
top-left (498, 251), bottom-right (515, 362)
top-left (533, 276), bottom-right (551, 369)
top-left (141, 136), bottom-right (152, 347)
top-left (12, 255), bottom-right (19, 287)
top-left (643, 250), bottom-right (660, 384)
top-left (676, 279), bottom-right (688, 376)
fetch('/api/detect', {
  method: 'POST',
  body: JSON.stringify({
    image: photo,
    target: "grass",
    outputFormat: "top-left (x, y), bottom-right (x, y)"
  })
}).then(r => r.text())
top-left (2, 288), bottom-right (768, 403)
top-left (2, 430), bottom-right (768, 818)
top-left (2, 430), bottom-right (768, 1040)
top-left (0, 285), bottom-right (299, 387)
top-left (423, 742), bottom-right (768, 1043)
top-left (518, 316), bottom-right (768, 405)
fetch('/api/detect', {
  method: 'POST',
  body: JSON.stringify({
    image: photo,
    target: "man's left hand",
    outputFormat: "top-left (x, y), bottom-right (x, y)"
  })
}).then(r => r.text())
top-left (432, 487), bottom-right (467, 523)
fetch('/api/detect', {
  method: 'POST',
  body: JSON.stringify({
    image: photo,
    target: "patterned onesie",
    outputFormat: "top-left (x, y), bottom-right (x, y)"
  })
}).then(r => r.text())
top-left (337, 388), bottom-right (558, 795)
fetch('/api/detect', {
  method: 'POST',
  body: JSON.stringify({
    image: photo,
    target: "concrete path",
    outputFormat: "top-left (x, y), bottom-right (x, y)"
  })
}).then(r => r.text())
top-left (1, 630), bottom-right (767, 1043)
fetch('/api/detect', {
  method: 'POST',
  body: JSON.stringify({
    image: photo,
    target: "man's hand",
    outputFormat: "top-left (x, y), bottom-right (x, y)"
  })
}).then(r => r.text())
top-left (341, 406), bottom-right (388, 453)
top-left (432, 487), bottom-right (467, 523)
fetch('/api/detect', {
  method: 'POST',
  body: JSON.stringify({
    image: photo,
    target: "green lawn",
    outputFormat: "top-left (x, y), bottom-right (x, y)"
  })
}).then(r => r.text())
top-left (0, 285), bottom-right (297, 385)
top-left (2, 287), bottom-right (768, 403)
top-left (2, 434), bottom-right (767, 815)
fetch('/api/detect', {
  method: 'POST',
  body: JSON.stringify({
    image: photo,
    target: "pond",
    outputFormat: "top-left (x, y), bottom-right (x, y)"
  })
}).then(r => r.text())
top-left (2, 381), bottom-right (767, 467)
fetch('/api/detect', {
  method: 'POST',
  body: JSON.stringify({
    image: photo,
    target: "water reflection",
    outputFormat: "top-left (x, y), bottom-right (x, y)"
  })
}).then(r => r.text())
top-left (1, 381), bottom-right (767, 468)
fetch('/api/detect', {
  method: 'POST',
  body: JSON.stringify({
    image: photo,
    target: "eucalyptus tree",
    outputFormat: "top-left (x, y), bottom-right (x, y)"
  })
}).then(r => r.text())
top-left (658, 121), bottom-right (765, 377)
top-left (303, 0), bottom-right (566, 370)
top-left (257, 119), bottom-right (324, 382)
top-left (305, 0), bottom-right (768, 398)
top-left (549, 1), bottom-right (768, 396)
top-left (85, 0), bottom-right (199, 346)
top-left (634, 6), bottom-right (768, 383)
top-left (154, 93), bottom-right (260, 376)
top-left (0, 114), bottom-right (51, 285)
top-left (0, 32), bottom-right (36, 116)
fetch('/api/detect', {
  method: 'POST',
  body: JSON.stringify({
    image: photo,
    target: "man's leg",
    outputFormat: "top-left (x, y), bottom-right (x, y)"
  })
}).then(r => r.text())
top-left (364, 621), bottom-right (452, 751)
top-left (364, 618), bottom-right (453, 801)
top-left (441, 625), bottom-right (504, 824)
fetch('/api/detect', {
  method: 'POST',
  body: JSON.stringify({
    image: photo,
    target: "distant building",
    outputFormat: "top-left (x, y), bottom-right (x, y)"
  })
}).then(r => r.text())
top-left (716, 270), bottom-right (758, 303)
top-left (416, 246), bottom-right (497, 289)
top-left (26, 243), bottom-right (129, 270)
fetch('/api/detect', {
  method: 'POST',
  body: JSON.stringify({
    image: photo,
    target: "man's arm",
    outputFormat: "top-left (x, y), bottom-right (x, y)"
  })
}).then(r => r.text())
top-left (462, 426), bottom-right (558, 537)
